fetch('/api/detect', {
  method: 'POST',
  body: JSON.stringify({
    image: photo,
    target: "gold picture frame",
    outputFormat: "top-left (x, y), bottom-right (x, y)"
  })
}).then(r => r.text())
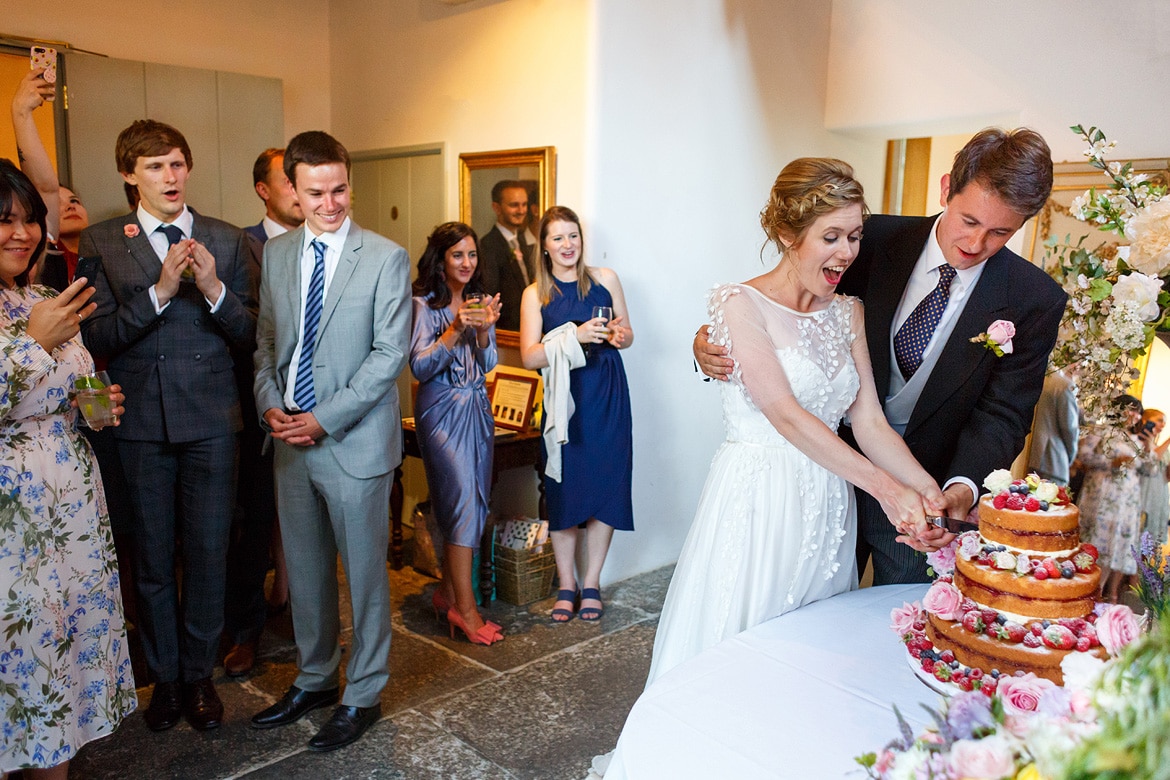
top-left (458, 146), bottom-right (556, 348)
top-left (490, 369), bottom-right (539, 432)
top-left (1020, 157), bottom-right (1170, 267)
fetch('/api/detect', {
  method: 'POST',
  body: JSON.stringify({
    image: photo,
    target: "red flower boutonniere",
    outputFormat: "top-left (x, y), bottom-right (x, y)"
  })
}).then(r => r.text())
top-left (970, 319), bottom-right (1015, 357)
top-left (124, 223), bottom-right (140, 238)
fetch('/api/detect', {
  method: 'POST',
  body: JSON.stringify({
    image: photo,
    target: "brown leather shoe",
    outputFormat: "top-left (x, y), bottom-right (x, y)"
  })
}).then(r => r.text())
top-left (143, 681), bottom-right (182, 732)
top-left (224, 640), bottom-right (257, 677)
top-left (183, 677), bottom-right (224, 731)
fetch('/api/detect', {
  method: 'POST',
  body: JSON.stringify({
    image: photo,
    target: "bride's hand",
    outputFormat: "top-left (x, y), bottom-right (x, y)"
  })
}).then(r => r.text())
top-left (876, 480), bottom-right (928, 540)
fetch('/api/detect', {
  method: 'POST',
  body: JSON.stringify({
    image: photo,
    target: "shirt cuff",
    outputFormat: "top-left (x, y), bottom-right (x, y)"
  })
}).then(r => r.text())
top-left (206, 282), bottom-right (226, 312)
top-left (943, 476), bottom-right (979, 510)
top-left (148, 285), bottom-right (171, 314)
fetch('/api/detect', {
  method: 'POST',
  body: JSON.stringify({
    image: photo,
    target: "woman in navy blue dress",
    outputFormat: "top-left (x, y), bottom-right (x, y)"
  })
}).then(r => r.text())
top-left (519, 206), bottom-right (634, 622)
top-left (411, 222), bottom-right (504, 645)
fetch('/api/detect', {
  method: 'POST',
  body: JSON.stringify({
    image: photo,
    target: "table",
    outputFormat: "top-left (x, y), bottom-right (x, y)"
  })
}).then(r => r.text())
top-left (605, 584), bottom-right (935, 779)
top-left (390, 420), bottom-right (545, 603)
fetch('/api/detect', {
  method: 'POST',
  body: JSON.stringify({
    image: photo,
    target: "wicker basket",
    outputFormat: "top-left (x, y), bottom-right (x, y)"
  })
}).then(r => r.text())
top-left (493, 540), bottom-right (555, 605)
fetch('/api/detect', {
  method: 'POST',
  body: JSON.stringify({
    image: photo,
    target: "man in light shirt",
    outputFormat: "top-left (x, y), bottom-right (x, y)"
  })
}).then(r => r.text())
top-left (479, 179), bottom-right (536, 330)
top-left (251, 131), bottom-right (410, 752)
top-left (80, 119), bottom-right (259, 733)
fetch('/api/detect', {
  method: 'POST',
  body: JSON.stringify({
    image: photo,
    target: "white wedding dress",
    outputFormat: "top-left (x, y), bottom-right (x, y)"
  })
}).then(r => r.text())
top-left (645, 284), bottom-right (862, 685)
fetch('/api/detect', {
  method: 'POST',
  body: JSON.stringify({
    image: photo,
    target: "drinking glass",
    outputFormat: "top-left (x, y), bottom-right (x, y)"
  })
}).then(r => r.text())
top-left (592, 305), bottom-right (613, 337)
top-left (463, 291), bottom-right (487, 327)
top-left (73, 370), bottom-right (117, 430)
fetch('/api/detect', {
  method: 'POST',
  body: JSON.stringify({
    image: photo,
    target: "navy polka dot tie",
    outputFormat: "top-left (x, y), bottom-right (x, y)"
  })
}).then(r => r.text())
top-left (894, 264), bottom-right (957, 380)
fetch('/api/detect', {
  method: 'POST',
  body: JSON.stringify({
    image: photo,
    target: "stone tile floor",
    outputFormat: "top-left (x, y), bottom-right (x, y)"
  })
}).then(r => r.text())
top-left (68, 559), bottom-right (673, 780)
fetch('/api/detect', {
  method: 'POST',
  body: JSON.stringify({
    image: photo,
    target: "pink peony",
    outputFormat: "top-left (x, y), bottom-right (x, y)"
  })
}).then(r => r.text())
top-left (1096, 604), bottom-right (1142, 656)
top-left (124, 223), bottom-right (140, 238)
top-left (926, 541), bottom-right (957, 577)
top-left (922, 581), bottom-right (963, 621)
top-left (986, 319), bottom-right (1015, 354)
top-left (890, 601), bottom-right (923, 637)
top-left (948, 735), bottom-right (1016, 779)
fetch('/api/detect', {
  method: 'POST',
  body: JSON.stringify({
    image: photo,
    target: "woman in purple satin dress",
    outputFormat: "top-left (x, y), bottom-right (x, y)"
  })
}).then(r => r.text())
top-left (410, 222), bottom-right (504, 645)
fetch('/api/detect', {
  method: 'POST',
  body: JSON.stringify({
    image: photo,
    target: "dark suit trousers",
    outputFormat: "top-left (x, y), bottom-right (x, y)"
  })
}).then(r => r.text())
top-left (855, 489), bottom-right (931, 585)
top-left (119, 434), bottom-right (238, 682)
top-left (224, 422), bottom-right (276, 644)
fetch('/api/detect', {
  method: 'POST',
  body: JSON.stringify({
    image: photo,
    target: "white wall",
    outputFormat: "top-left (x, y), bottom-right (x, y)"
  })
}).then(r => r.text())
top-left (589, 0), bottom-right (885, 583)
top-left (826, 0), bottom-right (1170, 162)
top-left (327, 0), bottom-right (592, 217)
top-left (2, 0), bottom-right (330, 140)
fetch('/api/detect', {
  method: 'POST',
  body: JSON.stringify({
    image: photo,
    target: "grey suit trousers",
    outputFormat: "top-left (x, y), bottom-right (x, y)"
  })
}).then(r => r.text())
top-left (274, 441), bottom-right (392, 707)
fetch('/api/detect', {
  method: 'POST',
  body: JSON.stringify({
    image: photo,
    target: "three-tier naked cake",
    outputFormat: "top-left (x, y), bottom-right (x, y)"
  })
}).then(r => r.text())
top-left (900, 471), bottom-right (1107, 687)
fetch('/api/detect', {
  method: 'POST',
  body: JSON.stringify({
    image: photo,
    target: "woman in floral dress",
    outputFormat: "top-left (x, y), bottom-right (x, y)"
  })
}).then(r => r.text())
top-left (1, 159), bottom-right (136, 778)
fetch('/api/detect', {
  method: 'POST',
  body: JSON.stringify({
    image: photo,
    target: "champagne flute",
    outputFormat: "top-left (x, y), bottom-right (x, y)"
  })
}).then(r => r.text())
top-left (592, 305), bottom-right (613, 338)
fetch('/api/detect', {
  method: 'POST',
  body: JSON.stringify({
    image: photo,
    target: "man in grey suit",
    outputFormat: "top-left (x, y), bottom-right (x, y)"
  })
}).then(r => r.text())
top-left (250, 131), bottom-right (410, 752)
top-left (79, 119), bottom-right (259, 732)
top-left (1027, 368), bottom-right (1080, 484)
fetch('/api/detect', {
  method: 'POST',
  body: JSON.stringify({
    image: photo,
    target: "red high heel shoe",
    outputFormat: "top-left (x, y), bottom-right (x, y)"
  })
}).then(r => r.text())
top-left (432, 590), bottom-right (453, 621)
top-left (447, 608), bottom-right (503, 645)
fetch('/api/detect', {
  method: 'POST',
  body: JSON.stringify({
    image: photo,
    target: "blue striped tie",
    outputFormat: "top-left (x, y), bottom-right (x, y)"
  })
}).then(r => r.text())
top-left (893, 264), bottom-right (957, 380)
top-left (293, 239), bottom-right (326, 412)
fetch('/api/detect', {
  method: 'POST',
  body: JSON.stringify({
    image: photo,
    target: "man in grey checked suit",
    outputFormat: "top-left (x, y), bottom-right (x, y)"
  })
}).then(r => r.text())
top-left (79, 119), bottom-right (259, 732)
top-left (251, 131), bottom-right (410, 752)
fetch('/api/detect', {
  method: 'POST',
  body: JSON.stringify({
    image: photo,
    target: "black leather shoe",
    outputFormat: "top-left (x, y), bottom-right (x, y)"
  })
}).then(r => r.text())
top-left (307, 704), bottom-right (382, 752)
top-left (143, 681), bottom-right (182, 732)
top-left (183, 677), bottom-right (224, 730)
top-left (250, 685), bottom-right (340, 730)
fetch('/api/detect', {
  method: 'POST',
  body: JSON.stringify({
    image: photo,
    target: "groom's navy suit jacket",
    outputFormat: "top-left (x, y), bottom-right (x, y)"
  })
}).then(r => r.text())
top-left (838, 214), bottom-right (1066, 582)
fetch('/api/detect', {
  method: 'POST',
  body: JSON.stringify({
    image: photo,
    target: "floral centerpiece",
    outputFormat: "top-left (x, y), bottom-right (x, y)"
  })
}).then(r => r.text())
top-left (1045, 126), bottom-right (1170, 426)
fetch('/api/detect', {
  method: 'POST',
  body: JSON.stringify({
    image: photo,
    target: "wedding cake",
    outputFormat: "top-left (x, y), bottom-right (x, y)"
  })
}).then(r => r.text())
top-left (902, 471), bottom-right (1107, 686)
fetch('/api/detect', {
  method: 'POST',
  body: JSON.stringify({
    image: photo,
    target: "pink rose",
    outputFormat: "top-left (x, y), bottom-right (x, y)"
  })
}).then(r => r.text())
top-left (997, 673), bottom-right (1056, 736)
top-left (948, 735), bottom-right (1016, 779)
top-left (124, 223), bottom-right (140, 238)
top-left (926, 541), bottom-right (957, 577)
top-left (987, 319), bottom-right (1015, 354)
top-left (1096, 604), bottom-right (1142, 656)
top-left (922, 581), bottom-right (963, 621)
top-left (873, 749), bottom-right (895, 774)
top-left (890, 602), bottom-right (923, 636)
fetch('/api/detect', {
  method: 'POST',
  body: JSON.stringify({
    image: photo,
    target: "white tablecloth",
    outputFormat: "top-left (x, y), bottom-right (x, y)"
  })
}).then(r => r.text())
top-left (606, 584), bottom-right (934, 779)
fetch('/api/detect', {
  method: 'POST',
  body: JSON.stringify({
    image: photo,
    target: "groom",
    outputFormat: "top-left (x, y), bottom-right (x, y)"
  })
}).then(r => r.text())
top-left (695, 128), bottom-right (1067, 585)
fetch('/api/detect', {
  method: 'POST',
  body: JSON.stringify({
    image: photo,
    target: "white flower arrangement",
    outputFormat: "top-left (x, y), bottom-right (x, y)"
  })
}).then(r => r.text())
top-left (1046, 125), bottom-right (1170, 426)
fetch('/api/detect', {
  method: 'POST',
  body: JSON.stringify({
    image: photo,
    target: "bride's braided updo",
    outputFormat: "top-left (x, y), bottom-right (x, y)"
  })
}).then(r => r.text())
top-left (760, 158), bottom-right (868, 252)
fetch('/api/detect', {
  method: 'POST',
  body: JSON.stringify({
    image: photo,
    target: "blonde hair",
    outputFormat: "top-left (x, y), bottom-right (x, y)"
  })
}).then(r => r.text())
top-left (760, 158), bottom-right (868, 252)
top-left (534, 205), bottom-right (596, 306)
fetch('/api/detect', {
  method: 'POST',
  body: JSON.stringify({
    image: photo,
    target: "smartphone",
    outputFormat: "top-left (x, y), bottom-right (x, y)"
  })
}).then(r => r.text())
top-left (30, 46), bottom-right (57, 100)
top-left (74, 255), bottom-right (103, 291)
top-left (1145, 420), bottom-right (1157, 433)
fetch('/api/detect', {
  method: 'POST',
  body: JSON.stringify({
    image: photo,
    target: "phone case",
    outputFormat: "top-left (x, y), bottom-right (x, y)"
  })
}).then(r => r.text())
top-left (31, 46), bottom-right (57, 91)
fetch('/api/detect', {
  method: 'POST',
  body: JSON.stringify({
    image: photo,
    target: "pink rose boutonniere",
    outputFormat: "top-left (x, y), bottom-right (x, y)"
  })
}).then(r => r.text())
top-left (124, 223), bottom-right (140, 238)
top-left (971, 319), bottom-right (1015, 356)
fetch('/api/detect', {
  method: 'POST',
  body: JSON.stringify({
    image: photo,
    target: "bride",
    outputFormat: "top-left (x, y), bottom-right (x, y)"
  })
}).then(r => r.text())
top-left (645, 158), bottom-right (944, 685)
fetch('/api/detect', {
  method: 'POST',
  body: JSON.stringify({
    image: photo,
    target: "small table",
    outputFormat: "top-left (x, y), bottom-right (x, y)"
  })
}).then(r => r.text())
top-left (391, 420), bottom-right (546, 603)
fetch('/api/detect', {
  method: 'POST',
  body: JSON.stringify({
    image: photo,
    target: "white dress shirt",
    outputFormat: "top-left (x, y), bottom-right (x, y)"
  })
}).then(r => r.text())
top-left (138, 204), bottom-right (226, 313)
top-left (283, 218), bottom-right (351, 411)
top-left (262, 216), bottom-right (290, 240)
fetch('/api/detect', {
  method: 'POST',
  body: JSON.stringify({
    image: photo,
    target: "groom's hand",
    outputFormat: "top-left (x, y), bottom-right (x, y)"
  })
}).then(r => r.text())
top-left (693, 325), bottom-right (733, 380)
top-left (939, 483), bottom-right (975, 522)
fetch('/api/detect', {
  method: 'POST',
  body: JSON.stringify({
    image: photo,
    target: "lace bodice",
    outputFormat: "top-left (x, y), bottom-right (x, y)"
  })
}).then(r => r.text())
top-left (708, 284), bottom-right (861, 447)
